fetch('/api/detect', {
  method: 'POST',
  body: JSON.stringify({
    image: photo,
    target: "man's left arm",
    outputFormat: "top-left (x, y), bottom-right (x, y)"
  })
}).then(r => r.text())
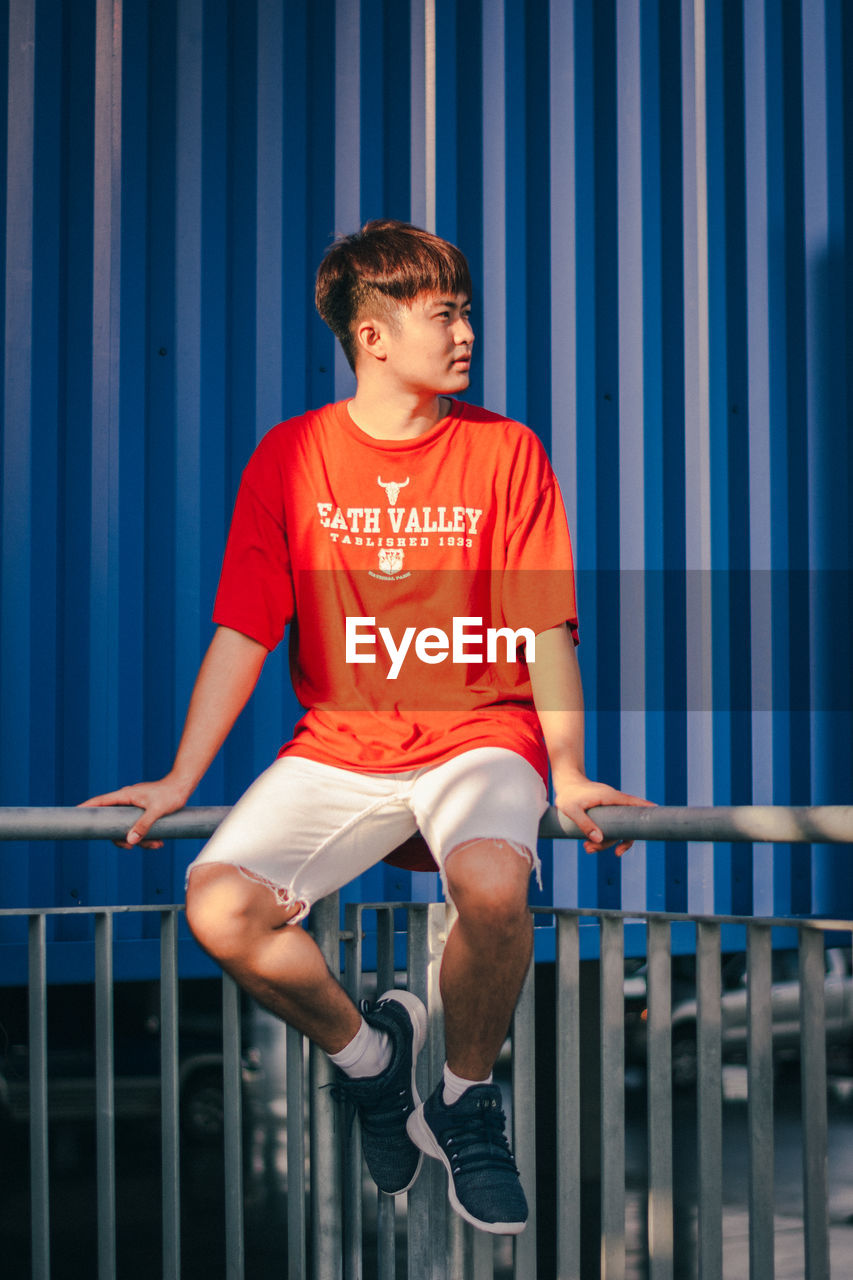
top-left (528, 623), bottom-right (655, 857)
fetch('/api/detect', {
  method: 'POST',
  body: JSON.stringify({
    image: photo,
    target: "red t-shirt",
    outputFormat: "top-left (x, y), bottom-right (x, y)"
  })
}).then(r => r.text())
top-left (213, 399), bottom-right (578, 782)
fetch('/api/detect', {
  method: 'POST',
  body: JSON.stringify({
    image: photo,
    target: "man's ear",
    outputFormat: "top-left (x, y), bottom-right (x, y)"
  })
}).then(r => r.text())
top-left (354, 316), bottom-right (388, 363)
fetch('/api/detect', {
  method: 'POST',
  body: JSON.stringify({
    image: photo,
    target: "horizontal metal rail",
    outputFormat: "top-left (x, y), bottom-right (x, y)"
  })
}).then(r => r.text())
top-left (1, 803), bottom-right (852, 843)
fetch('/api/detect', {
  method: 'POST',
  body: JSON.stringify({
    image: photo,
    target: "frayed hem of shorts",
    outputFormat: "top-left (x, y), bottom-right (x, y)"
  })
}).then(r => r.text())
top-left (236, 866), bottom-right (310, 923)
top-left (440, 837), bottom-right (543, 899)
top-left (184, 861), bottom-right (310, 925)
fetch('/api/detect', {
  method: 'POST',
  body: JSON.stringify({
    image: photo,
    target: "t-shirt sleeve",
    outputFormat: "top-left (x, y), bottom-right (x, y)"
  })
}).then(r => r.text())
top-left (212, 468), bottom-right (294, 651)
top-left (502, 469), bottom-right (580, 646)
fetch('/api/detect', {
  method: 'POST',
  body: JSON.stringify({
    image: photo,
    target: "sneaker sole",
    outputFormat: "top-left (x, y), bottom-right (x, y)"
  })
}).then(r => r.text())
top-left (375, 990), bottom-right (428, 1195)
top-left (406, 1104), bottom-right (527, 1235)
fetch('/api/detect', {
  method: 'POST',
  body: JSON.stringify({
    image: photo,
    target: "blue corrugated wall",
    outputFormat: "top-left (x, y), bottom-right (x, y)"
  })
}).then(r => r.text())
top-left (1, 0), bottom-right (851, 974)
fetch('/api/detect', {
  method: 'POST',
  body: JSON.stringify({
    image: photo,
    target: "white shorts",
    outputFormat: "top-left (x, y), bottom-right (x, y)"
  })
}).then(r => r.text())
top-left (186, 747), bottom-right (548, 924)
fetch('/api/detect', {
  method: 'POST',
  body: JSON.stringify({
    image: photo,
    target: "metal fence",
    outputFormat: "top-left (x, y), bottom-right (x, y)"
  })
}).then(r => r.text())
top-left (3, 899), bottom-right (853, 1279)
top-left (2, 806), bottom-right (853, 1278)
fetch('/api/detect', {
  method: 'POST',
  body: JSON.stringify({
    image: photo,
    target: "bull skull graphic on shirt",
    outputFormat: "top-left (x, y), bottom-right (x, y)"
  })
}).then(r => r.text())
top-left (377, 476), bottom-right (410, 505)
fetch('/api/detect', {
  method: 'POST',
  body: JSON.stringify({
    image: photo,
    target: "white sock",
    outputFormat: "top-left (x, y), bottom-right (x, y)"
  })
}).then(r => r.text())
top-left (442, 1062), bottom-right (493, 1106)
top-left (328, 1017), bottom-right (392, 1079)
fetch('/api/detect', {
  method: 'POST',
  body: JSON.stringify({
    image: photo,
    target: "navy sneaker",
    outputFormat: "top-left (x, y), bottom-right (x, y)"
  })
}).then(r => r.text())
top-left (407, 1081), bottom-right (528, 1234)
top-left (332, 990), bottom-right (427, 1195)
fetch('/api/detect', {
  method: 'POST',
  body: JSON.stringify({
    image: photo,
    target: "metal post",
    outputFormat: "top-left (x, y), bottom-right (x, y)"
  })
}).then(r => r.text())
top-left (512, 961), bottom-right (537, 1277)
top-left (600, 916), bottom-right (625, 1280)
top-left (222, 973), bottom-right (245, 1279)
top-left (28, 913), bottom-right (50, 1280)
top-left (556, 914), bottom-right (581, 1278)
top-left (799, 926), bottom-right (830, 1280)
top-left (343, 902), bottom-right (365, 1279)
top-left (160, 910), bottom-right (181, 1280)
top-left (696, 922), bottom-right (722, 1279)
top-left (310, 893), bottom-right (344, 1280)
top-left (287, 1025), bottom-right (308, 1277)
top-left (94, 911), bottom-right (117, 1280)
top-left (376, 907), bottom-right (398, 1280)
top-left (645, 919), bottom-right (673, 1280)
top-left (746, 924), bottom-right (774, 1280)
top-left (406, 902), bottom-right (448, 1279)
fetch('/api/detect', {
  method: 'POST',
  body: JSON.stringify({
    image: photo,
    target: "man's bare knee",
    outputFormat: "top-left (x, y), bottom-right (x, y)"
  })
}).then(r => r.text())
top-left (185, 863), bottom-right (301, 962)
top-left (444, 839), bottom-right (533, 931)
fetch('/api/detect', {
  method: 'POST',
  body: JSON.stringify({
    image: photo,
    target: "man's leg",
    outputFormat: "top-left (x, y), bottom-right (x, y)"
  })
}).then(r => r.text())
top-left (186, 862), bottom-right (427, 1196)
top-left (439, 839), bottom-right (534, 1080)
top-left (406, 837), bottom-right (534, 1234)
top-left (186, 863), bottom-right (362, 1051)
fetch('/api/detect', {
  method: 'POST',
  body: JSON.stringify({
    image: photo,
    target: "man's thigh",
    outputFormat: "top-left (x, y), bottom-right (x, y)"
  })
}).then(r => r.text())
top-left (186, 755), bottom-right (418, 922)
top-left (410, 747), bottom-right (548, 894)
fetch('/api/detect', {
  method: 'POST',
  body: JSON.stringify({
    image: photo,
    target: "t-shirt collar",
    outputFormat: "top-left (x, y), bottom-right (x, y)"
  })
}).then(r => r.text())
top-left (332, 398), bottom-right (460, 451)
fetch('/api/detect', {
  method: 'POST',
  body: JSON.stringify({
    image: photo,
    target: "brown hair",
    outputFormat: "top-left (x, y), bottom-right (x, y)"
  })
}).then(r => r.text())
top-left (315, 219), bottom-right (472, 370)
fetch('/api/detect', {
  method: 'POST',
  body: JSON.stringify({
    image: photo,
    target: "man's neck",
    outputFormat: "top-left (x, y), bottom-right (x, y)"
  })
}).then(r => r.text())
top-left (347, 386), bottom-right (451, 441)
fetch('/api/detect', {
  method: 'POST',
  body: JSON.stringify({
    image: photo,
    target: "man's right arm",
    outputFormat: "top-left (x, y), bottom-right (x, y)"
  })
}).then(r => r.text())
top-left (80, 625), bottom-right (269, 848)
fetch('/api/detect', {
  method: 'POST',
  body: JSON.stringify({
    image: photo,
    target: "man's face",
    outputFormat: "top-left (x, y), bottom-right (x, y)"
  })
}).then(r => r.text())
top-left (375, 292), bottom-right (474, 395)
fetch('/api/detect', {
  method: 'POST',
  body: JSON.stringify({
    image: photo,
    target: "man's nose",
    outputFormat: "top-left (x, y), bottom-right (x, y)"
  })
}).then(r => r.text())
top-left (453, 317), bottom-right (474, 344)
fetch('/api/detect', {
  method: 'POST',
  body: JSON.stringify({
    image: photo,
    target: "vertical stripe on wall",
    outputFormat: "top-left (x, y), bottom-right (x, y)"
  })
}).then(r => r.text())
top-left (548, 0), bottom-right (579, 908)
top-left (410, 0), bottom-right (436, 232)
top-left (88, 0), bottom-right (123, 906)
top-left (616, 0), bottom-right (647, 911)
top-left (681, 0), bottom-right (715, 914)
top-left (334, 0), bottom-right (359, 401)
top-left (1, 0), bottom-right (35, 921)
top-left (481, 0), bottom-right (506, 415)
top-left (0, 0), bottom-right (851, 956)
top-left (803, 0), bottom-right (852, 913)
top-left (744, 0), bottom-right (775, 916)
top-left (251, 0), bottom-right (287, 773)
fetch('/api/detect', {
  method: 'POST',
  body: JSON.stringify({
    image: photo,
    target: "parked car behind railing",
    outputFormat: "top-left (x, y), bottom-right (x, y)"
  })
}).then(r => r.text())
top-left (624, 945), bottom-right (853, 1088)
top-left (0, 978), bottom-right (263, 1142)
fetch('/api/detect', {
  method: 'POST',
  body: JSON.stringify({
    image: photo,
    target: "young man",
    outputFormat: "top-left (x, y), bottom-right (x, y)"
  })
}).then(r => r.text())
top-left (83, 220), bottom-right (651, 1235)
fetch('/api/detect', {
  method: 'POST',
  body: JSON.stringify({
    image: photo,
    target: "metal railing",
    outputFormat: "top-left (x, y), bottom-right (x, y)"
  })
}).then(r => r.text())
top-left (2, 805), bottom-right (852, 1279)
top-left (1, 801), bottom-right (852, 844)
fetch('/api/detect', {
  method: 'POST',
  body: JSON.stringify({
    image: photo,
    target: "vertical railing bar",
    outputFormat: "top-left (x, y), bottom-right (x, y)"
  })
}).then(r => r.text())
top-left (286, 1025), bottom-right (308, 1278)
top-left (222, 972), bottom-right (245, 1279)
top-left (28, 913), bottom-right (50, 1280)
top-left (94, 910), bottom-right (117, 1280)
top-left (600, 915), bottom-right (626, 1280)
top-left (343, 902), bottom-right (365, 1280)
top-left (309, 893), bottom-right (344, 1280)
top-left (406, 906), bottom-right (432, 1278)
top-left (646, 919), bottom-right (673, 1280)
top-left (376, 1161), bottom-right (397, 1278)
top-left (447, 1201), bottom-right (466, 1278)
top-left (512, 960), bottom-right (537, 1277)
top-left (160, 909), bottom-right (181, 1280)
top-left (429, 902), bottom-right (450, 1280)
top-left (556, 913), bottom-right (581, 1277)
top-left (406, 903), bottom-right (448, 1279)
top-left (469, 1223), bottom-right (493, 1279)
top-left (696, 921), bottom-right (722, 1279)
top-left (377, 903), bottom-right (396, 995)
top-left (799, 926), bottom-right (830, 1280)
top-left (747, 923), bottom-right (774, 1280)
top-left (376, 906), bottom-right (397, 1280)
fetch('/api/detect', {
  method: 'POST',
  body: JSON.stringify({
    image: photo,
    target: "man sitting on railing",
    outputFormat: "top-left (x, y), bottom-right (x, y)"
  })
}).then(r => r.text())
top-left (82, 220), bottom-right (651, 1236)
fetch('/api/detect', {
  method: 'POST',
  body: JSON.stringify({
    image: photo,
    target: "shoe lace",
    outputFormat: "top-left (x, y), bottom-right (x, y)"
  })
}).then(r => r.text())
top-left (441, 1103), bottom-right (519, 1178)
top-left (329, 1073), bottom-right (413, 1137)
